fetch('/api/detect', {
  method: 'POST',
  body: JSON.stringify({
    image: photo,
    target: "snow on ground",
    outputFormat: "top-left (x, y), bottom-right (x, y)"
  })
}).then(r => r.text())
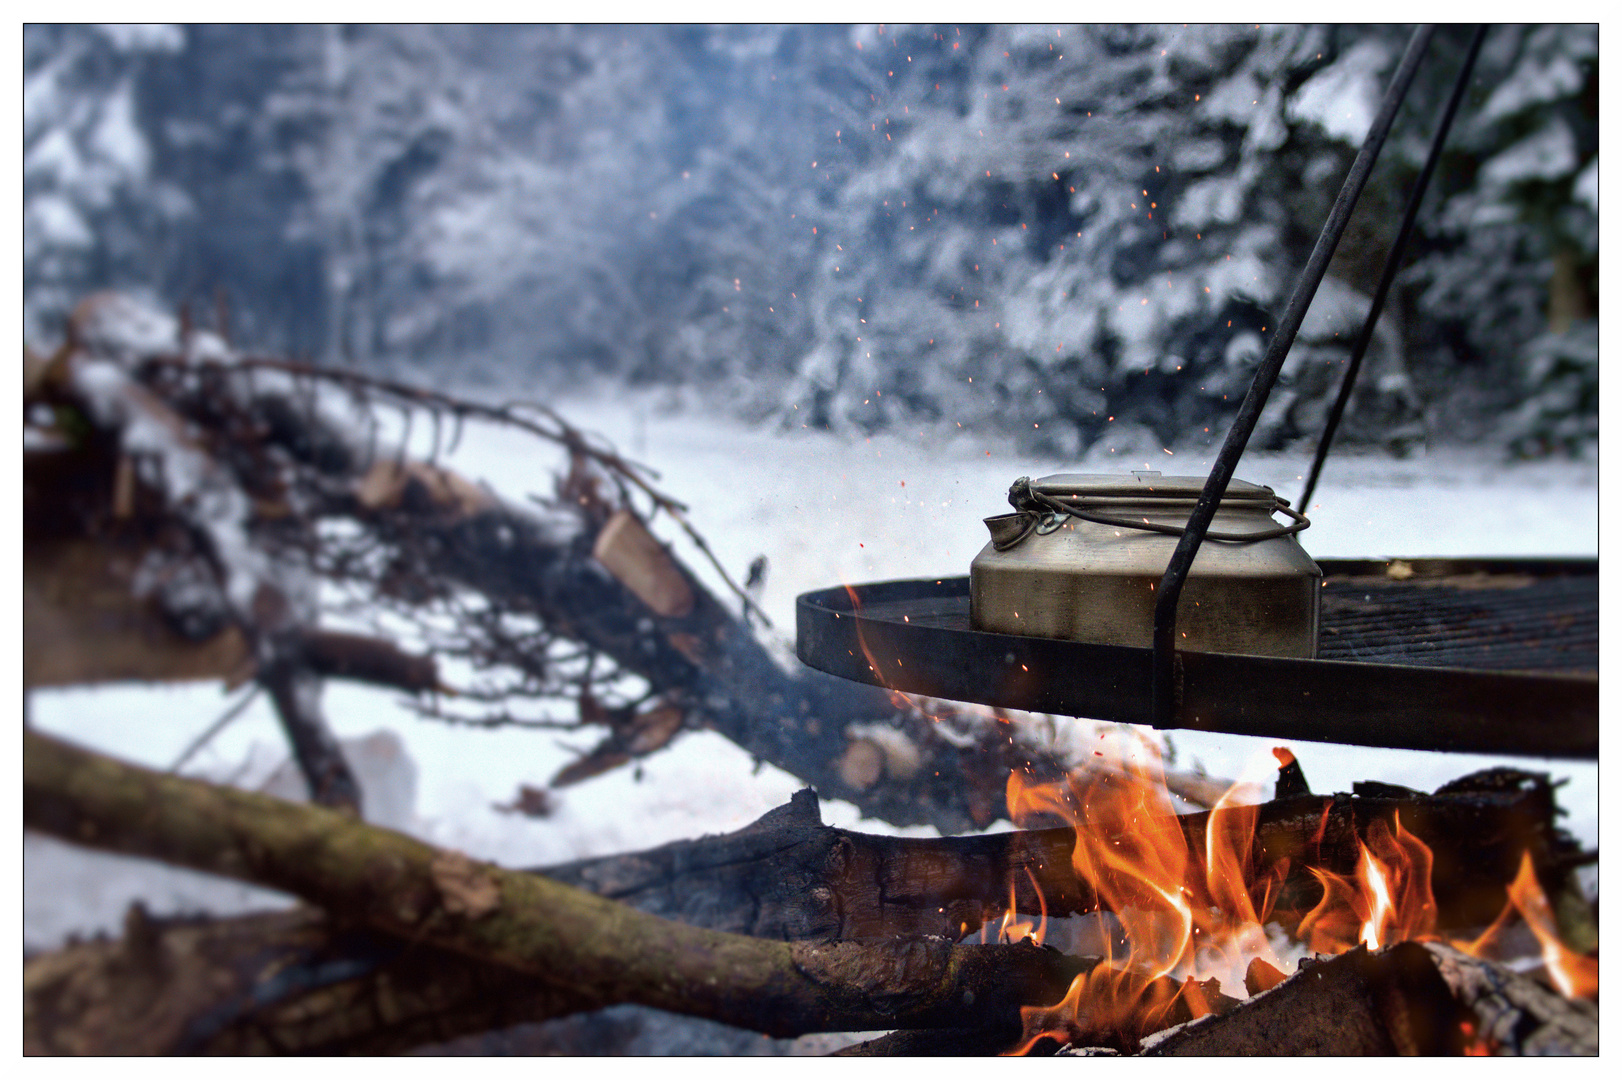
top-left (24, 385), bottom-right (1602, 950)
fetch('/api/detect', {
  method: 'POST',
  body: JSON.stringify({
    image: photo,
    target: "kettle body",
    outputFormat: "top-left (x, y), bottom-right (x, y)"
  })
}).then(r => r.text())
top-left (969, 472), bottom-right (1320, 658)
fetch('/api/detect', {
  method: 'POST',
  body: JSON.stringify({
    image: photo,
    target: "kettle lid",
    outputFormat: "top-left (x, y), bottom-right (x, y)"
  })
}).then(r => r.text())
top-left (1030, 471), bottom-right (1278, 503)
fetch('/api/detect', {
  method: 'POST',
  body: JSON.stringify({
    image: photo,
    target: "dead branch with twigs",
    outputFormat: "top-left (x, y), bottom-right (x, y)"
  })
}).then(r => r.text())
top-left (25, 291), bottom-right (1078, 832)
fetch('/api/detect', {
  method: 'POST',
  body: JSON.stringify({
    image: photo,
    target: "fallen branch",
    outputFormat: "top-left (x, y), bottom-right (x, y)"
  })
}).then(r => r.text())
top-left (23, 729), bottom-right (1086, 1046)
top-left (29, 300), bottom-right (1069, 833)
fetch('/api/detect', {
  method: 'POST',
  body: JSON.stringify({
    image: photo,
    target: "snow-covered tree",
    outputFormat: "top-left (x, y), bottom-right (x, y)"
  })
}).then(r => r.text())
top-left (23, 24), bottom-right (186, 342)
top-left (22, 24), bottom-right (1597, 458)
top-left (1406, 24), bottom-right (1598, 456)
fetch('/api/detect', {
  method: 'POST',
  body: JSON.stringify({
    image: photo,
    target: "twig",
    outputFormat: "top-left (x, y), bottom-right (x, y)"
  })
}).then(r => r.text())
top-left (167, 685), bottom-right (262, 774)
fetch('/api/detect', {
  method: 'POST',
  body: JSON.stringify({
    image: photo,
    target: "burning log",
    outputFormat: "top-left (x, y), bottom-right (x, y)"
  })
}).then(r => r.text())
top-left (24, 724), bottom-right (1592, 1054)
top-left (1139, 944), bottom-right (1473, 1054)
top-left (540, 768), bottom-right (1586, 945)
top-left (1134, 941), bottom-right (1598, 1056)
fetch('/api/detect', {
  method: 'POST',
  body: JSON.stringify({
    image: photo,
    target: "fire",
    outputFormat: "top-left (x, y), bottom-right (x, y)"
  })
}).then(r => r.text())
top-left (994, 868), bottom-right (1049, 946)
top-left (1295, 812), bottom-right (1436, 953)
top-left (994, 734), bottom-right (1596, 1053)
top-left (1003, 730), bottom-right (1290, 1051)
top-left (1504, 851), bottom-right (1599, 1000)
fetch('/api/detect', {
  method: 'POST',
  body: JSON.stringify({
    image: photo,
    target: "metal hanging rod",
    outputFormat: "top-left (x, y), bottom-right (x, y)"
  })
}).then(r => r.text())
top-left (1151, 25), bottom-right (1437, 731)
top-left (1298, 24), bottom-right (1490, 513)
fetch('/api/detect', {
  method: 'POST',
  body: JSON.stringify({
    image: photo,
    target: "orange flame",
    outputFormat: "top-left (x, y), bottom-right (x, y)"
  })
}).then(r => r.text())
top-left (999, 735), bottom-right (1599, 1052)
top-left (1296, 812), bottom-right (1437, 954)
top-left (997, 868), bottom-right (1048, 947)
top-left (1504, 851), bottom-right (1598, 1000)
top-left (1003, 731), bottom-right (1289, 1050)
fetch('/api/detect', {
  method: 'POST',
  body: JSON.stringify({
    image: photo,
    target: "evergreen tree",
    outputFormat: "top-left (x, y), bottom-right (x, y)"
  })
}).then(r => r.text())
top-left (22, 24), bottom-right (1597, 458)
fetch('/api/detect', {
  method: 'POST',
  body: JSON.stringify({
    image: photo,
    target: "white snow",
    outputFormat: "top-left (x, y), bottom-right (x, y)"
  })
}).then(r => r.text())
top-left (1480, 32), bottom-right (1588, 125)
top-left (88, 81), bottom-right (149, 178)
top-left (70, 357), bottom-right (273, 618)
top-left (24, 193), bottom-right (93, 249)
top-left (1572, 157), bottom-right (1599, 213)
top-left (69, 293), bottom-right (180, 356)
top-left (93, 24), bottom-right (185, 54)
top-left (1479, 121), bottom-right (1579, 188)
top-left (1285, 39), bottom-right (1385, 145)
top-left (23, 389), bottom-right (1602, 957)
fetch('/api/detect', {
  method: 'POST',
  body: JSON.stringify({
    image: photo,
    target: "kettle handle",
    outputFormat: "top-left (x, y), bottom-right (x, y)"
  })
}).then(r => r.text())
top-left (994, 476), bottom-right (1311, 548)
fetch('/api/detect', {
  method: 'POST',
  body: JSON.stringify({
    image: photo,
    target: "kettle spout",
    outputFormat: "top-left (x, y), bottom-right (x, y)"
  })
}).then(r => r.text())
top-left (985, 512), bottom-right (1038, 551)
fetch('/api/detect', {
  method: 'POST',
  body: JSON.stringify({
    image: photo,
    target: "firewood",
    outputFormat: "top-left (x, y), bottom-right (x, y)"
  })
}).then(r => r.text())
top-left (23, 729), bottom-right (1090, 1048)
top-left (1137, 941), bottom-right (1598, 1056)
top-left (539, 771), bottom-right (1581, 943)
top-left (1137, 945), bottom-right (1444, 1055)
top-left (21, 734), bottom-right (1593, 1055)
top-left (1422, 942), bottom-right (1598, 1055)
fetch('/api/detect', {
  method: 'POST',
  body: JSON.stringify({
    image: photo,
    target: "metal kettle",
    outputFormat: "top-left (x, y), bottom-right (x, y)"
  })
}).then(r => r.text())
top-left (970, 471), bottom-right (1320, 658)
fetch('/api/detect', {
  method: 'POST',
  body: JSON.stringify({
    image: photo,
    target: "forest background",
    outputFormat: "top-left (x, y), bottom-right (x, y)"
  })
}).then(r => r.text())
top-left (22, 23), bottom-right (1600, 460)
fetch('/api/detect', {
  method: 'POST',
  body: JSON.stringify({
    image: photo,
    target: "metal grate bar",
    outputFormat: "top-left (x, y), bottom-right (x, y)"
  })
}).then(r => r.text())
top-left (1317, 575), bottom-right (1597, 672)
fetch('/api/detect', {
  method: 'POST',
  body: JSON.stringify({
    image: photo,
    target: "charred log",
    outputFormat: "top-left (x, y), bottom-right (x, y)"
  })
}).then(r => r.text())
top-left (539, 771), bottom-right (1585, 943)
top-left (1135, 941), bottom-right (1598, 1056)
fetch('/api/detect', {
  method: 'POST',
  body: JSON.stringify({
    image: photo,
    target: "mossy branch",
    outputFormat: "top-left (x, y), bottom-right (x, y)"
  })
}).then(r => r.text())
top-left (23, 729), bottom-right (1083, 1040)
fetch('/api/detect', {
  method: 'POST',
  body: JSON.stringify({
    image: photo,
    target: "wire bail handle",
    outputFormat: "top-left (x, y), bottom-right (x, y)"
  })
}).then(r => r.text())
top-left (991, 475), bottom-right (1310, 551)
